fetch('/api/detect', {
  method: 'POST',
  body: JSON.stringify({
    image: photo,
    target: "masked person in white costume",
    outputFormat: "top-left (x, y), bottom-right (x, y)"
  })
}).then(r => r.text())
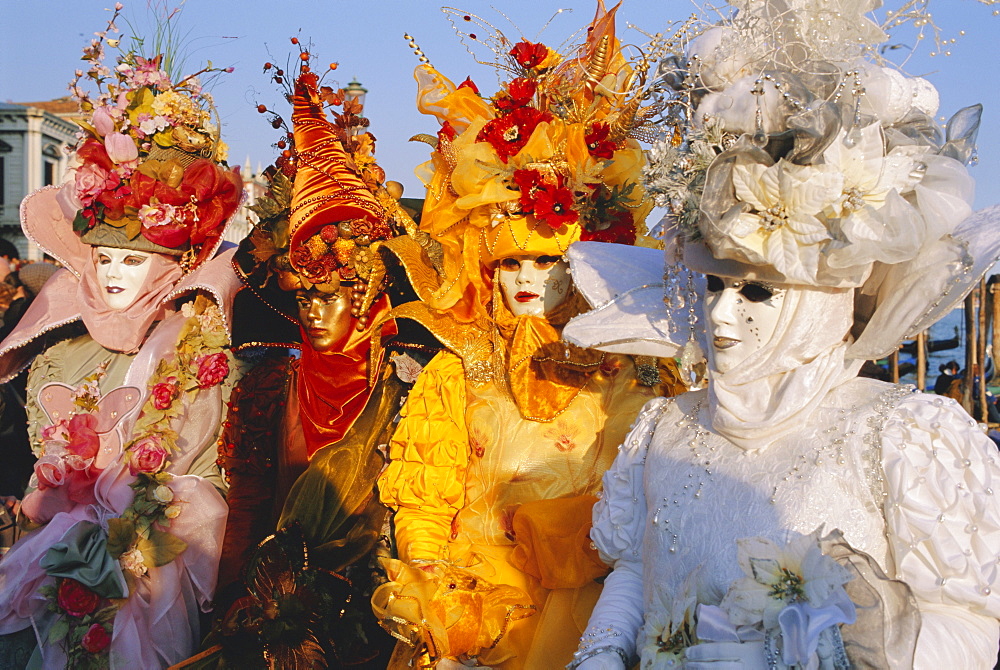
top-left (564, 1), bottom-right (1000, 668)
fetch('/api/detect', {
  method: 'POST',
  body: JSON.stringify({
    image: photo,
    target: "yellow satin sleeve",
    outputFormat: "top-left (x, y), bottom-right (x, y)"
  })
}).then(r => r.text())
top-left (379, 351), bottom-right (470, 563)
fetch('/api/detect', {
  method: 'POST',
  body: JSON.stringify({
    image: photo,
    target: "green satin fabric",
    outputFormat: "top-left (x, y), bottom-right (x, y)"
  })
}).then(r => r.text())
top-left (40, 520), bottom-right (126, 599)
top-left (278, 365), bottom-right (406, 571)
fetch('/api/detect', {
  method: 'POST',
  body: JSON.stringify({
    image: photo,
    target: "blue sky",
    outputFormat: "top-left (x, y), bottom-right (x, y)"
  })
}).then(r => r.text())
top-left (2, 0), bottom-right (998, 209)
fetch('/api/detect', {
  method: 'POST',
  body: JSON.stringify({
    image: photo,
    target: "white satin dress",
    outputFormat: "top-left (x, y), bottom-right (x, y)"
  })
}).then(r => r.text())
top-left (581, 377), bottom-right (1000, 668)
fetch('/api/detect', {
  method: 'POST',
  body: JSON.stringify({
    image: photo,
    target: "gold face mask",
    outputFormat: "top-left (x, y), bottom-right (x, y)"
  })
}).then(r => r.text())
top-left (295, 287), bottom-right (356, 353)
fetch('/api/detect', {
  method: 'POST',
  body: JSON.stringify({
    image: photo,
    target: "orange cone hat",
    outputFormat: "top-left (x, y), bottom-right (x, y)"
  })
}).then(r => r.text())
top-left (288, 72), bottom-right (386, 267)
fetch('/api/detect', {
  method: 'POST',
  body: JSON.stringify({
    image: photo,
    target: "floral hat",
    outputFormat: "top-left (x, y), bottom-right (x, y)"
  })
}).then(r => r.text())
top-left (566, 0), bottom-right (1000, 362)
top-left (404, 0), bottom-right (662, 316)
top-left (645, 0), bottom-right (981, 291)
top-left (67, 6), bottom-right (242, 269)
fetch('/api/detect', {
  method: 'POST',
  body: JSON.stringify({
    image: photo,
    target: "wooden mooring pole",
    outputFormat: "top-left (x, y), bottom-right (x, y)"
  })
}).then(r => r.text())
top-left (964, 289), bottom-right (977, 415)
top-left (916, 331), bottom-right (927, 392)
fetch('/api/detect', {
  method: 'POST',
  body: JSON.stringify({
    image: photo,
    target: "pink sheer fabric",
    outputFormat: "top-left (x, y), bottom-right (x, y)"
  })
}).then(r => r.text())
top-left (79, 248), bottom-right (183, 354)
top-left (0, 184), bottom-right (239, 667)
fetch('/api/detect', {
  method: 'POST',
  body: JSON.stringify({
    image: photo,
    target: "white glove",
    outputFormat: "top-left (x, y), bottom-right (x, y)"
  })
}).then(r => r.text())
top-left (684, 640), bottom-right (768, 670)
top-left (436, 659), bottom-right (492, 669)
top-left (575, 650), bottom-right (627, 670)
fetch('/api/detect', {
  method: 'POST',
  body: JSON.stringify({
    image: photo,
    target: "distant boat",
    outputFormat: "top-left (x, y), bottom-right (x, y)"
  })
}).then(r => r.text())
top-left (899, 327), bottom-right (960, 356)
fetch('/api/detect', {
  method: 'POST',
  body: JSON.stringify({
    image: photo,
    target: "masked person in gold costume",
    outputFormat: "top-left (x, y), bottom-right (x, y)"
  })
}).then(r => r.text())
top-left (372, 4), bottom-right (683, 667)
top-left (201, 53), bottom-right (429, 669)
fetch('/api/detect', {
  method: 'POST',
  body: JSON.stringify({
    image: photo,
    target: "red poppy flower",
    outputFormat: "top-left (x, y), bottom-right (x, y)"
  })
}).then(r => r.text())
top-left (585, 122), bottom-right (616, 159)
top-left (510, 40), bottom-right (548, 69)
top-left (507, 77), bottom-right (537, 106)
top-left (581, 208), bottom-right (636, 245)
top-left (511, 168), bottom-right (545, 211)
top-left (493, 94), bottom-right (515, 114)
top-left (458, 77), bottom-right (480, 95)
top-left (476, 106), bottom-right (550, 161)
top-left (437, 120), bottom-right (457, 143)
top-left (533, 185), bottom-right (578, 228)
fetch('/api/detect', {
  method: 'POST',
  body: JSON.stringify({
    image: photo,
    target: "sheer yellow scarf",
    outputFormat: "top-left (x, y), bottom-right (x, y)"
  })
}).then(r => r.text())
top-left (493, 281), bottom-right (603, 422)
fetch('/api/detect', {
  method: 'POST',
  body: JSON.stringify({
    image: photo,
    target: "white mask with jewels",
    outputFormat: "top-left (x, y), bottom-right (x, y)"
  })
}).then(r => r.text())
top-left (497, 254), bottom-right (572, 317)
top-left (95, 246), bottom-right (154, 311)
top-left (704, 274), bottom-right (786, 374)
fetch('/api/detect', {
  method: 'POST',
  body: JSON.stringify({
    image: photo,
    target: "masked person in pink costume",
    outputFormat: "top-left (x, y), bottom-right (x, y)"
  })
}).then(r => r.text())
top-left (0, 14), bottom-right (243, 668)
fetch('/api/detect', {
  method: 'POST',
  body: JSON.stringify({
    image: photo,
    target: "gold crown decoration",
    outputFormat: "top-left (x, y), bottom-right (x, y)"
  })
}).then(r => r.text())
top-left (68, 5), bottom-right (242, 268)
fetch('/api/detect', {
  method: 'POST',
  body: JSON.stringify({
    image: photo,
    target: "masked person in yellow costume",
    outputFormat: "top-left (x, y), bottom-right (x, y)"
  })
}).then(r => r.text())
top-left (373, 4), bottom-right (684, 667)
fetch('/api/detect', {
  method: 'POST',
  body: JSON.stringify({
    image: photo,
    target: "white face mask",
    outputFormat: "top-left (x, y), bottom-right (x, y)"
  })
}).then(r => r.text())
top-left (704, 274), bottom-right (786, 374)
top-left (497, 254), bottom-right (572, 317)
top-left (95, 246), bottom-right (154, 311)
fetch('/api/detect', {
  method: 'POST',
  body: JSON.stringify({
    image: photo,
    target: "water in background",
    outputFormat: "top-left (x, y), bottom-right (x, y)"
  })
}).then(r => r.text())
top-left (899, 308), bottom-right (966, 391)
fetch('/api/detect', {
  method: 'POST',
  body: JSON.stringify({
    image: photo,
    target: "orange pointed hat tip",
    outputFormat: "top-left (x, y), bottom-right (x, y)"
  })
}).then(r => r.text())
top-left (288, 72), bottom-right (385, 253)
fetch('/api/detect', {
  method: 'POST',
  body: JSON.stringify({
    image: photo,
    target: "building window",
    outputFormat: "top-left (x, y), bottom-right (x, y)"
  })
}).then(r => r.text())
top-left (0, 139), bottom-right (10, 207)
top-left (42, 143), bottom-right (61, 187)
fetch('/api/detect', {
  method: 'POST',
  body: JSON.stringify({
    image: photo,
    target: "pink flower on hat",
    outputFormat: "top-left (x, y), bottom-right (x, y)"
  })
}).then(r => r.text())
top-left (138, 201), bottom-right (178, 229)
top-left (92, 106), bottom-right (116, 136)
top-left (104, 132), bottom-right (138, 164)
top-left (75, 162), bottom-right (119, 207)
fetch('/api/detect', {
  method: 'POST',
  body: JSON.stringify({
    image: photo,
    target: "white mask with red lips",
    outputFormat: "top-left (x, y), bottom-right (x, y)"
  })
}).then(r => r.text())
top-left (94, 246), bottom-right (154, 311)
top-left (497, 254), bottom-right (572, 317)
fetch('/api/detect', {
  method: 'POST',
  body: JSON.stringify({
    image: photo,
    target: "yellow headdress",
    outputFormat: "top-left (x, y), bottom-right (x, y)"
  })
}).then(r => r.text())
top-left (406, 1), bottom-right (661, 322)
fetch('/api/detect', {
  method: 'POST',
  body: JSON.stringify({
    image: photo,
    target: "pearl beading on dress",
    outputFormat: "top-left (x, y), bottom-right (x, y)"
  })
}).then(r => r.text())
top-left (647, 385), bottom-right (916, 559)
top-left (650, 399), bottom-right (711, 553)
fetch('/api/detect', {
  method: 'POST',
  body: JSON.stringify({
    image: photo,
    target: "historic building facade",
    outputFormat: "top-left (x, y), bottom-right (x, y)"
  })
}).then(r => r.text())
top-left (0, 99), bottom-right (79, 258)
